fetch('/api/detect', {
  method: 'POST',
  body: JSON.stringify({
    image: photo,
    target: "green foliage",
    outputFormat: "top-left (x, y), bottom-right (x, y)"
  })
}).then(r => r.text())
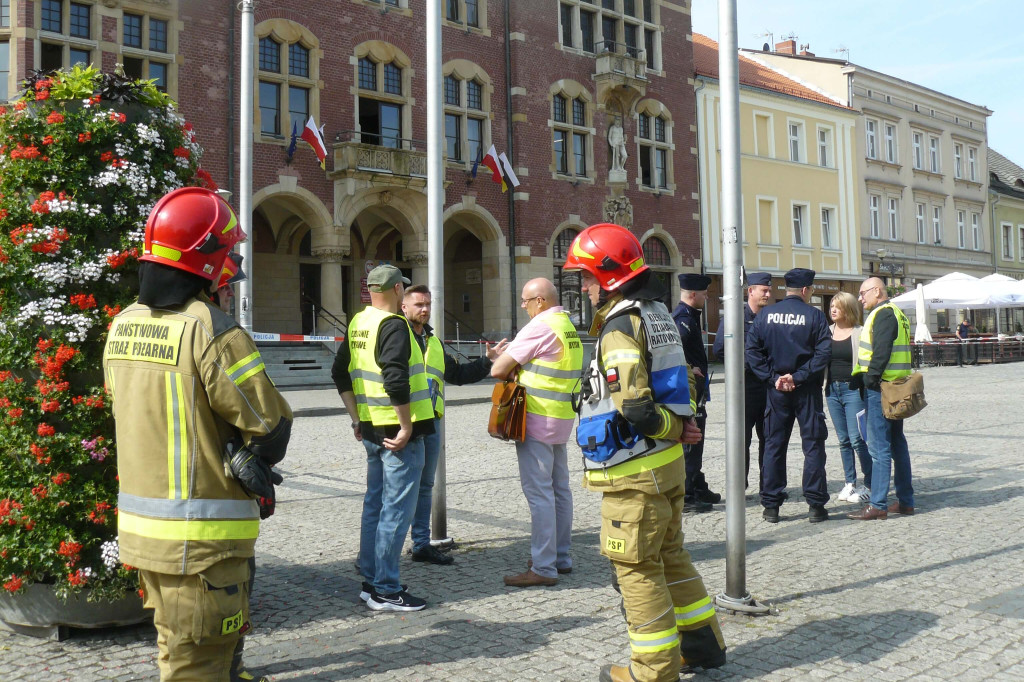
top-left (0, 68), bottom-right (215, 602)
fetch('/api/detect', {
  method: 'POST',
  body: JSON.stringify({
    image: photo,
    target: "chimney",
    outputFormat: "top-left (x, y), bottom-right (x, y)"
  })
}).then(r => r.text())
top-left (775, 39), bottom-right (797, 55)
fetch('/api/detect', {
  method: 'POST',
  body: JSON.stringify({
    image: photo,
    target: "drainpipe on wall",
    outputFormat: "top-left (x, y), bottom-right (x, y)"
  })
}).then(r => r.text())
top-left (989, 189), bottom-right (1000, 273)
top-left (504, 0), bottom-right (518, 336)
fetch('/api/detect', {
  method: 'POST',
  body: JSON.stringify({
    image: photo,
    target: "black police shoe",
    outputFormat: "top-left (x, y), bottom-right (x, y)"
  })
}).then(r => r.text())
top-left (683, 497), bottom-right (713, 514)
top-left (762, 507), bottom-right (780, 523)
top-left (808, 504), bottom-right (829, 523)
top-left (411, 545), bottom-right (455, 565)
top-left (695, 488), bottom-right (722, 504)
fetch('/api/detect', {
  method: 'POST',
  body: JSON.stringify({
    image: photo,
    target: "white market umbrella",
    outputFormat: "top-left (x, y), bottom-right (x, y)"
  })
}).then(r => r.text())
top-left (890, 272), bottom-right (984, 310)
top-left (977, 273), bottom-right (1024, 334)
top-left (913, 283), bottom-right (932, 343)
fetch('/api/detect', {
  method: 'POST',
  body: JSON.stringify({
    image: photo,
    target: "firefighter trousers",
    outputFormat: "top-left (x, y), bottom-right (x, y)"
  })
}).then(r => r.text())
top-left (601, 482), bottom-right (726, 681)
top-left (141, 556), bottom-right (251, 681)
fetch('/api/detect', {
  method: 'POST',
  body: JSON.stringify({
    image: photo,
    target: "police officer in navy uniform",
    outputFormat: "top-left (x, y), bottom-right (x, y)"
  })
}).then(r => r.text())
top-left (713, 272), bottom-right (773, 492)
top-left (745, 268), bottom-right (832, 523)
top-left (672, 273), bottom-right (720, 512)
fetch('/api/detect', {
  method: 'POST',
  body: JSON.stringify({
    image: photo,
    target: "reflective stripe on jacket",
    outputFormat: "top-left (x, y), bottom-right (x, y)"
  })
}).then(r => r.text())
top-left (581, 298), bottom-right (693, 476)
top-left (103, 297), bottom-right (292, 575)
top-left (425, 334), bottom-right (446, 417)
top-left (347, 305), bottom-right (433, 426)
top-left (517, 311), bottom-right (583, 420)
top-left (852, 302), bottom-right (912, 381)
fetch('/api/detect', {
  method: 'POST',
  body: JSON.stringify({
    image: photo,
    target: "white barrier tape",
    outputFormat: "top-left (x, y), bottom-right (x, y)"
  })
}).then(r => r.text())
top-left (251, 332), bottom-right (345, 343)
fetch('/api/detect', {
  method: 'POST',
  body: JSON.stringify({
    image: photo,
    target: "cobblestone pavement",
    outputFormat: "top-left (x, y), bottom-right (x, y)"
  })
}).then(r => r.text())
top-left (2, 362), bottom-right (1023, 681)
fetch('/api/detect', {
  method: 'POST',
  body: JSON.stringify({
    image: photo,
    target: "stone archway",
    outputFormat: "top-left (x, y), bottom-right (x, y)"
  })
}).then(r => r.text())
top-left (442, 200), bottom-right (507, 337)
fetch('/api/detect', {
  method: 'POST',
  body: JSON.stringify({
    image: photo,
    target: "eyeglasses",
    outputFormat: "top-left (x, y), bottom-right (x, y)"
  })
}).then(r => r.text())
top-left (857, 286), bottom-right (880, 299)
top-left (521, 296), bottom-right (542, 306)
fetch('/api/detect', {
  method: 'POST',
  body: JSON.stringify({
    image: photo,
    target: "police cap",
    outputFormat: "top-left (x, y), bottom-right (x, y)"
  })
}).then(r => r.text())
top-left (746, 271), bottom-right (772, 287)
top-left (784, 268), bottom-right (816, 288)
top-left (678, 273), bottom-right (711, 291)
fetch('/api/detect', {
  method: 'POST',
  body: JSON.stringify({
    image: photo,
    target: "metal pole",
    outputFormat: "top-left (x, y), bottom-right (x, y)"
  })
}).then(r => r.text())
top-left (426, 0), bottom-right (451, 546)
top-left (237, 0), bottom-right (255, 333)
top-left (504, 0), bottom-right (518, 336)
top-left (715, 0), bottom-right (768, 615)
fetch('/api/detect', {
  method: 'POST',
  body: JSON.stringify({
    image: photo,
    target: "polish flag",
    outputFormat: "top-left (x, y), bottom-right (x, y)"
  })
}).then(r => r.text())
top-left (301, 116), bottom-right (328, 169)
top-left (481, 145), bottom-right (504, 190)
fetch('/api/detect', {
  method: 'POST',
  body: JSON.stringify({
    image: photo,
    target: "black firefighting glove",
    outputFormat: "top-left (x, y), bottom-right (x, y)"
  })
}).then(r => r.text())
top-left (228, 443), bottom-right (283, 503)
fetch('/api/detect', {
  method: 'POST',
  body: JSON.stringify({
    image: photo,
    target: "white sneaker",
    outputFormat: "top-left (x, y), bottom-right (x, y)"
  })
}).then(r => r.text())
top-left (850, 484), bottom-right (871, 504)
top-left (838, 483), bottom-right (856, 501)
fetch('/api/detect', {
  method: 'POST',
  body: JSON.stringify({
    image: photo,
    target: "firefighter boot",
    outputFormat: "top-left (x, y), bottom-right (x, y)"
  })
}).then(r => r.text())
top-left (599, 663), bottom-right (636, 681)
top-left (679, 624), bottom-right (727, 673)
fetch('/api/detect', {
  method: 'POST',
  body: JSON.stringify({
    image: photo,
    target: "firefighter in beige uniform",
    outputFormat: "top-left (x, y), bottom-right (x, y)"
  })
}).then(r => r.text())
top-left (563, 223), bottom-right (727, 682)
top-left (103, 187), bottom-right (292, 682)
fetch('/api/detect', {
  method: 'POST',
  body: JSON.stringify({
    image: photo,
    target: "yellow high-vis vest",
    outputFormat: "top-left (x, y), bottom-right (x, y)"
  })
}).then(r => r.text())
top-left (517, 311), bottom-right (584, 420)
top-left (347, 306), bottom-right (434, 426)
top-left (852, 301), bottom-right (912, 381)
top-left (424, 334), bottom-right (446, 417)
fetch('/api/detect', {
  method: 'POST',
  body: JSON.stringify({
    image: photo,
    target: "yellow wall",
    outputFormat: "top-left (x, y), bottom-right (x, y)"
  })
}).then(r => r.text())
top-left (993, 193), bottom-right (1024, 277)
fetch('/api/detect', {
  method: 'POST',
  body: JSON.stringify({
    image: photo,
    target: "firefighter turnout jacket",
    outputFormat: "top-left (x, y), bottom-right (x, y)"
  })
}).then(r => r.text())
top-left (103, 297), bottom-right (292, 575)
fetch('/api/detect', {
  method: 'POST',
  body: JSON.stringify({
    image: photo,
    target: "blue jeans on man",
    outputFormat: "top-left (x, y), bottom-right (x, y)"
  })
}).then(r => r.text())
top-left (410, 425), bottom-right (440, 552)
top-left (865, 387), bottom-right (913, 511)
top-left (825, 381), bottom-right (872, 488)
top-left (357, 436), bottom-right (425, 594)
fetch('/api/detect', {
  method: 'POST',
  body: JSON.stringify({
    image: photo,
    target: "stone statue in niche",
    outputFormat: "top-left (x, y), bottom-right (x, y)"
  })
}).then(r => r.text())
top-left (603, 195), bottom-right (634, 230)
top-left (608, 115), bottom-right (628, 173)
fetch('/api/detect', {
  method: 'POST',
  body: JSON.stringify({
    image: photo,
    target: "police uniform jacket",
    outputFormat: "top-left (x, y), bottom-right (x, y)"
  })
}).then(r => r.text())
top-left (713, 303), bottom-right (766, 393)
top-left (103, 297), bottom-right (293, 575)
top-left (671, 301), bottom-right (708, 399)
top-left (745, 295), bottom-right (831, 388)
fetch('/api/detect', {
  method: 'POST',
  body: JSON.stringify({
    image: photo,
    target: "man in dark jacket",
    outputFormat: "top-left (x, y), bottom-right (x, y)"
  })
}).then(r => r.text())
top-left (672, 273), bottom-right (719, 512)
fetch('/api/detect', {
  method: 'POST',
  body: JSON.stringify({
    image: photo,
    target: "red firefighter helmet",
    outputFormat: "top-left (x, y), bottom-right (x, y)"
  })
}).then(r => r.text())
top-left (140, 187), bottom-right (245, 281)
top-left (562, 222), bottom-right (648, 290)
top-left (216, 253), bottom-right (246, 290)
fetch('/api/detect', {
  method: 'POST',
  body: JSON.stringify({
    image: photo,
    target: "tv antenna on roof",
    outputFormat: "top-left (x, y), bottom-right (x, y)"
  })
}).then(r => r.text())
top-left (755, 30), bottom-right (774, 51)
top-left (782, 32), bottom-right (798, 42)
top-left (833, 45), bottom-right (850, 61)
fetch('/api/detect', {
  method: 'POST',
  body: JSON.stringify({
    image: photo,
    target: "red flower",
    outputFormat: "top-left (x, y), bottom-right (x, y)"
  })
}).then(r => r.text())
top-left (99, 151), bottom-right (114, 162)
top-left (91, 95), bottom-right (101, 104)
top-left (7, 408), bottom-right (23, 420)
top-left (70, 293), bottom-right (97, 310)
top-left (41, 399), bottom-right (60, 413)
top-left (46, 111), bottom-right (65, 125)
top-left (23, 519), bottom-right (35, 531)
top-left (31, 485), bottom-right (48, 500)
top-left (77, 132), bottom-right (92, 142)
top-left (42, 135), bottom-right (55, 145)
top-left (37, 338), bottom-right (54, 352)
top-left (173, 146), bottom-right (190, 158)
top-left (35, 79), bottom-right (54, 91)
top-left (14, 101), bottom-right (26, 111)
top-left (10, 144), bottom-right (41, 160)
top-left (103, 304), bottom-right (122, 318)
top-left (35, 90), bottom-right (50, 101)
top-left (37, 423), bottom-right (56, 437)
top-left (0, 371), bottom-right (10, 383)
top-left (67, 569), bottom-right (88, 587)
top-left (31, 443), bottom-right (50, 465)
top-left (0, 106), bottom-right (6, 115)
top-left (51, 472), bottom-right (71, 486)
top-left (3, 576), bottom-right (23, 593)
top-left (183, 122), bottom-right (194, 132)
top-left (84, 395), bottom-right (106, 409)
top-left (195, 168), bottom-right (219, 191)
top-left (72, 395), bottom-right (85, 405)
top-left (109, 112), bottom-right (127, 124)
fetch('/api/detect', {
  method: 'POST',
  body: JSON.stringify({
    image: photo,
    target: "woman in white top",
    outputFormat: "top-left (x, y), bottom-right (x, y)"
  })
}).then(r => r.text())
top-left (825, 292), bottom-right (872, 503)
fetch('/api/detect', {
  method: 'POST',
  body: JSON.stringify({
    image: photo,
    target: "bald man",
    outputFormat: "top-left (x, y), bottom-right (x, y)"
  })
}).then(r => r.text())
top-left (491, 278), bottom-right (583, 587)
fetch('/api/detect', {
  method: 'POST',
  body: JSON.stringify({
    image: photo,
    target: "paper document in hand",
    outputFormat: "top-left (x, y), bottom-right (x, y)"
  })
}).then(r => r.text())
top-left (856, 409), bottom-right (867, 443)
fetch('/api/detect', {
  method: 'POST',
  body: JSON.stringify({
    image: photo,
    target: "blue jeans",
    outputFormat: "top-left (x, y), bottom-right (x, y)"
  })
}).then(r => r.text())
top-left (357, 436), bottom-right (425, 595)
top-left (825, 381), bottom-right (872, 488)
top-left (410, 424), bottom-right (440, 551)
top-left (865, 387), bottom-right (914, 511)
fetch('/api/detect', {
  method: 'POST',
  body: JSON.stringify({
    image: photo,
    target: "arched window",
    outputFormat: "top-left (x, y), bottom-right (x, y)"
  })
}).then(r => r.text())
top-left (643, 236), bottom-right (673, 309)
top-left (443, 61), bottom-right (492, 166)
top-left (355, 42), bottom-right (413, 149)
top-left (636, 100), bottom-right (674, 193)
top-left (549, 81), bottom-right (594, 182)
top-left (256, 21), bottom-right (320, 140)
top-left (553, 227), bottom-right (589, 327)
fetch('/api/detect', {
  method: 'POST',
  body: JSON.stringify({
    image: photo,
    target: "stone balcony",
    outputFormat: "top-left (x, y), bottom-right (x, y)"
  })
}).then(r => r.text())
top-left (330, 133), bottom-right (428, 188)
top-left (593, 42), bottom-right (648, 104)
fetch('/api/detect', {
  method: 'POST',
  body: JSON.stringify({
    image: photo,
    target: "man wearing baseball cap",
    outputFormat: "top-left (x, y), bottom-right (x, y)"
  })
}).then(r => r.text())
top-left (332, 264), bottom-right (435, 611)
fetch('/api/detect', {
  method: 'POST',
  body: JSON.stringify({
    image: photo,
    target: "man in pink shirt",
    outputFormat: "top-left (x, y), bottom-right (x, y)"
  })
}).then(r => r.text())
top-left (491, 278), bottom-right (583, 587)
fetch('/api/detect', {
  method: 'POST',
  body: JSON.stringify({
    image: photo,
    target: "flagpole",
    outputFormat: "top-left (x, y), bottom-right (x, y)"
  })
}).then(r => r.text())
top-left (426, 0), bottom-right (451, 545)
top-left (238, 0), bottom-right (255, 333)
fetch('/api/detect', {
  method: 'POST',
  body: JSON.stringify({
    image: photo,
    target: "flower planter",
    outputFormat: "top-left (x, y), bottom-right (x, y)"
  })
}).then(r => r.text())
top-left (0, 583), bottom-right (149, 640)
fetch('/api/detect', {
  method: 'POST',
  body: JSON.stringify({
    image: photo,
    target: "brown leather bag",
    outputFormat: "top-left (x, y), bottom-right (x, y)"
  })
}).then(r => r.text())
top-left (488, 378), bottom-right (527, 442)
top-left (880, 372), bottom-right (927, 420)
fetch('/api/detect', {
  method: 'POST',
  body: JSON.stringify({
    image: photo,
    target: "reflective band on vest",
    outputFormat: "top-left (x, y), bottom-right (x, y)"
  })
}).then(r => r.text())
top-left (517, 312), bottom-right (583, 420)
top-left (852, 302), bottom-right (913, 381)
top-left (580, 299), bottom-right (693, 475)
top-left (118, 511), bottom-right (260, 541)
top-left (424, 334), bottom-right (446, 417)
top-left (165, 371), bottom-right (188, 500)
top-left (675, 596), bottom-right (716, 626)
top-left (629, 626), bottom-right (680, 654)
top-left (118, 492), bottom-right (259, 519)
top-left (347, 306), bottom-right (433, 426)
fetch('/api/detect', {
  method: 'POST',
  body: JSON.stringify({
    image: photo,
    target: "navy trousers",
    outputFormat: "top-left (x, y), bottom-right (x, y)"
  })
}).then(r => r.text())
top-left (744, 382), bottom-right (767, 491)
top-left (684, 412), bottom-right (708, 496)
top-left (760, 382), bottom-right (829, 508)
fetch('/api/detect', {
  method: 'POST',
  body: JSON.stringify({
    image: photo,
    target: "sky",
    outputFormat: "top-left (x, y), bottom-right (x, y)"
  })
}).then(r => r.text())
top-left (690, 0), bottom-right (1024, 166)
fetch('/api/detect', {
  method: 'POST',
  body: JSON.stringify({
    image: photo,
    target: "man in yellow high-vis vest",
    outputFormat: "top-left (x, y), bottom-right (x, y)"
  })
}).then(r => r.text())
top-left (104, 188), bottom-right (292, 682)
top-left (491, 278), bottom-right (583, 587)
top-left (848, 277), bottom-right (916, 521)
top-left (332, 264), bottom-right (435, 611)
top-left (401, 284), bottom-right (507, 565)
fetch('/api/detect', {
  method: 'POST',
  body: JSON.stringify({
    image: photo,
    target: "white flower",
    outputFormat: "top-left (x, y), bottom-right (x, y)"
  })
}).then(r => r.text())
top-left (100, 540), bottom-right (119, 569)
